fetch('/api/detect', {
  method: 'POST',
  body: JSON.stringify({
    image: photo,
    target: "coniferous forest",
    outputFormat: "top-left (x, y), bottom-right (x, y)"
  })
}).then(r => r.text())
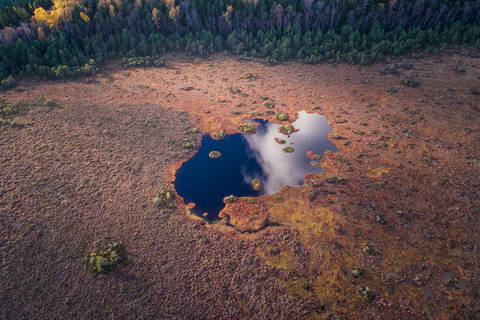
top-left (0, 0), bottom-right (479, 88)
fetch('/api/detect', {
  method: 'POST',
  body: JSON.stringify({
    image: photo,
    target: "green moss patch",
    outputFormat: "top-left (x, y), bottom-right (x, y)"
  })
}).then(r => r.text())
top-left (209, 150), bottom-right (221, 158)
top-left (0, 100), bottom-right (27, 127)
top-left (402, 77), bottom-right (420, 87)
top-left (275, 113), bottom-right (289, 121)
top-left (152, 189), bottom-right (175, 208)
top-left (224, 195), bottom-right (238, 203)
top-left (238, 123), bottom-right (256, 134)
top-left (0, 99), bottom-right (58, 127)
top-left (240, 72), bottom-right (257, 80)
top-left (122, 56), bottom-right (165, 68)
top-left (88, 242), bottom-right (125, 275)
top-left (212, 131), bottom-right (226, 140)
top-left (252, 179), bottom-right (262, 191)
top-left (263, 102), bottom-right (275, 108)
top-left (182, 141), bottom-right (196, 149)
top-left (278, 125), bottom-right (295, 136)
top-left (326, 176), bottom-right (347, 184)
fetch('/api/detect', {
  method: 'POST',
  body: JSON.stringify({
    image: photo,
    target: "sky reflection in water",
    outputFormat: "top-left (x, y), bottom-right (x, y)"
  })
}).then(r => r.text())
top-left (174, 111), bottom-right (338, 220)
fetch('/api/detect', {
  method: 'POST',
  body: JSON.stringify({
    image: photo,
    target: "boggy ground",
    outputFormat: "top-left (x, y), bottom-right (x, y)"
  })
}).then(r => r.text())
top-left (0, 49), bottom-right (479, 319)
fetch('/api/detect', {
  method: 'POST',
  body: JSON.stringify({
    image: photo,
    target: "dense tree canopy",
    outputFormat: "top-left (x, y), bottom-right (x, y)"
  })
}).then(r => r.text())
top-left (0, 0), bottom-right (479, 88)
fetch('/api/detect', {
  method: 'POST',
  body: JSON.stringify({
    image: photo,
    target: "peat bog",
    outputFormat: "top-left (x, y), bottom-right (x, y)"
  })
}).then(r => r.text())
top-left (1, 52), bottom-right (479, 319)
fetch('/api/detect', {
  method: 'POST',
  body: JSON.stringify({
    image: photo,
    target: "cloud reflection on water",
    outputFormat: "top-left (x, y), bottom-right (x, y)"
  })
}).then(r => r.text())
top-left (243, 110), bottom-right (338, 194)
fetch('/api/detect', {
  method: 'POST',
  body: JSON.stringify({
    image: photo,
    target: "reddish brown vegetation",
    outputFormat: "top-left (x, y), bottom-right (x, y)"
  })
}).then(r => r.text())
top-left (1, 51), bottom-right (479, 319)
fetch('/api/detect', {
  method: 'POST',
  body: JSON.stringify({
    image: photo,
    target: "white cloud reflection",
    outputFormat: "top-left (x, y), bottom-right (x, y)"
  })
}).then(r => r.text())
top-left (243, 111), bottom-right (337, 194)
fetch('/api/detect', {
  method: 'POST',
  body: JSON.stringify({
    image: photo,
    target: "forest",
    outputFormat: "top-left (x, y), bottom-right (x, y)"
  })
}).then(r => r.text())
top-left (1, 0), bottom-right (479, 88)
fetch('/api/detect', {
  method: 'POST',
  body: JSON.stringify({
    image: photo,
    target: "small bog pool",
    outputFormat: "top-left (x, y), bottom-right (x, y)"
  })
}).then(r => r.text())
top-left (174, 110), bottom-right (338, 220)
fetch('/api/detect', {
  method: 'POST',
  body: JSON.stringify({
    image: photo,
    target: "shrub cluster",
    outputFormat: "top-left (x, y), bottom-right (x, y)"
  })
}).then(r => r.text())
top-left (122, 56), bottom-right (166, 68)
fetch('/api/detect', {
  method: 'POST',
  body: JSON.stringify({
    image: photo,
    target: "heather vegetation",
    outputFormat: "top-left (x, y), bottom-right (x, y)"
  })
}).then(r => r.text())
top-left (0, 0), bottom-right (479, 85)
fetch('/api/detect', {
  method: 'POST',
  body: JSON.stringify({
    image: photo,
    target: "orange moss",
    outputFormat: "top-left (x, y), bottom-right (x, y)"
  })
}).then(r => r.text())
top-left (220, 197), bottom-right (269, 232)
top-left (256, 245), bottom-right (296, 270)
top-left (365, 166), bottom-right (390, 179)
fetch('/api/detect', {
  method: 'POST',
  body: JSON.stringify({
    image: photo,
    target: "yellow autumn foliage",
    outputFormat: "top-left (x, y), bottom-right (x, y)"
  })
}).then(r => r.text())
top-left (33, 7), bottom-right (61, 29)
top-left (79, 12), bottom-right (90, 23)
top-left (168, 6), bottom-right (180, 22)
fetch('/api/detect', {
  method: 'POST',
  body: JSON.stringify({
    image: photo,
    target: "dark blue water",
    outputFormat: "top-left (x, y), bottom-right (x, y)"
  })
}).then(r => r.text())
top-left (174, 111), bottom-right (338, 221)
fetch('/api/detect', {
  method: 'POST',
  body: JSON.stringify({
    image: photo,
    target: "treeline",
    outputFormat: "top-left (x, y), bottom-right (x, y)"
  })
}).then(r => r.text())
top-left (0, 0), bottom-right (479, 87)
